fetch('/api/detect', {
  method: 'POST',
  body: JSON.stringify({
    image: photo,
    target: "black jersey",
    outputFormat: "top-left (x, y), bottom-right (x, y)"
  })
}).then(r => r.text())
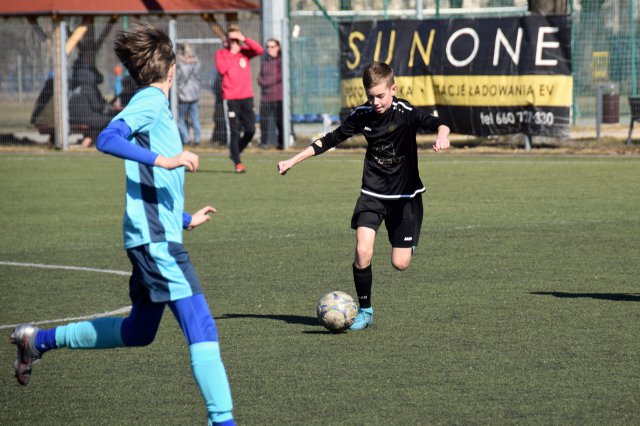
top-left (320, 97), bottom-right (444, 199)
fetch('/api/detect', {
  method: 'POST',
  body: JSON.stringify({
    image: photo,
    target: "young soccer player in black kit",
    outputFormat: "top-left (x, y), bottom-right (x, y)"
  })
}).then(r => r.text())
top-left (278, 61), bottom-right (450, 330)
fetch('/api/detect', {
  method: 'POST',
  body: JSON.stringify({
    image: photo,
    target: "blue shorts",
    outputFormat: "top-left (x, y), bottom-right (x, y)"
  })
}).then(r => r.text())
top-left (126, 242), bottom-right (202, 303)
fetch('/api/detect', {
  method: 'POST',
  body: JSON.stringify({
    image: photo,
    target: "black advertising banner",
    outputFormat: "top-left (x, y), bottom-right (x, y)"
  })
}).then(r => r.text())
top-left (339, 16), bottom-right (572, 137)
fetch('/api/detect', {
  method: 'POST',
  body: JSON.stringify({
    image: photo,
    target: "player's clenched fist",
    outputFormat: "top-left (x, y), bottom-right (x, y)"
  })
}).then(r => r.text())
top-left (277, 160), bottom-right (292, 175)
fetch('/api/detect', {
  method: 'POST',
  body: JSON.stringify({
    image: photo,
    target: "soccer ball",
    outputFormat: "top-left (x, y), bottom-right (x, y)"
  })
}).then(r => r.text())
top-left (317, 291), bottom-right (358, 332)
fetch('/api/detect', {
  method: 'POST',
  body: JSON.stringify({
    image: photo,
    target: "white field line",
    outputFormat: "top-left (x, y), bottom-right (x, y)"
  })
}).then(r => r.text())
top-left (0, 261), bottom-right (131, 276)
top-left (0, 307), bottom-right (133, 330)
top-left (0, 261), bottom-right (132, 330)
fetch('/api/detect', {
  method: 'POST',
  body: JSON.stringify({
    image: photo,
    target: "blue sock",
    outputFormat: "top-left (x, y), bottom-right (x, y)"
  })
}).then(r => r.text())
top-left (34, 327), bottom-right (58, 354)
top-left (190, 342), bottom-right (234, 426)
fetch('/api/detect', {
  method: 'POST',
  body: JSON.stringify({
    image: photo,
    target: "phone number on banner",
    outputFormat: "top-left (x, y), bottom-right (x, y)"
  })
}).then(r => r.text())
top-left (480, 110), bottom-right (555, 127)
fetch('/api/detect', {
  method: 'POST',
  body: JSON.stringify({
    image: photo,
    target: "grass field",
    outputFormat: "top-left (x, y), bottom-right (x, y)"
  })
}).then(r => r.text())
top-left (1, 150), bottom-right (639, 425)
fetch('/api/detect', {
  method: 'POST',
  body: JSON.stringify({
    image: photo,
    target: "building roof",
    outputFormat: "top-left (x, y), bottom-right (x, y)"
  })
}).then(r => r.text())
top-left (0, 0), bottom-right (259, 16)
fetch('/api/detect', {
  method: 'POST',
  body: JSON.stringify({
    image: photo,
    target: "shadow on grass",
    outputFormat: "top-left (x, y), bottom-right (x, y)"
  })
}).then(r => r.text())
top-left (531, 291), bottom-right (640, 302)
top-left (217, 313), bottom-right (321, 326)
top-left (216, 313), bottom-right (346, 334)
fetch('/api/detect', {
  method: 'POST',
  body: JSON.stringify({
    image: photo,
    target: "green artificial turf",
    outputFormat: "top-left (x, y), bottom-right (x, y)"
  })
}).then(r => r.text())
top-left (1, 151), bottom-right (639, 425)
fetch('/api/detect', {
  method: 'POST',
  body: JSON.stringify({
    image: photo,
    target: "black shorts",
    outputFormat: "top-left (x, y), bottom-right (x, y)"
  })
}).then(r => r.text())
top-left (351, 194), bottom-right (423, 248)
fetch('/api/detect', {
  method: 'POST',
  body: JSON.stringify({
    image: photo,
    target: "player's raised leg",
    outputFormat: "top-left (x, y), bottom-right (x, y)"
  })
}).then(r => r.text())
top-left (10, 301), bottom-right (165, 385)
top-left (389, 195), bottom-right (422, 272)
top-left (391, 247), bottom-right (413, 271)
top-left (10, 317), bottom-right (126, 385)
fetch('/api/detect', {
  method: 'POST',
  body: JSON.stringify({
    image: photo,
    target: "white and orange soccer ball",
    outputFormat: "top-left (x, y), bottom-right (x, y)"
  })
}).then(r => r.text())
top-left (316, 291), bottom-right (358, 332)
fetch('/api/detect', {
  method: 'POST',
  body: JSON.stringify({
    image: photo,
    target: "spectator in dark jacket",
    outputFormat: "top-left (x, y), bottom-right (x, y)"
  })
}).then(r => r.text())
top-left (69, 60), bottom-right (115, 147)
top-left (257, 38), bottom-right (284, 149)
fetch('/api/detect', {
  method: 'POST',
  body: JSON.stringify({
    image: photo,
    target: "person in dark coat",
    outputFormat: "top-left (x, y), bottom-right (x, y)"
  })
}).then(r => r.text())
top-left (257, 38), bottom-right (284, 149)
top-left (69, 60), bottom-right (115, 147)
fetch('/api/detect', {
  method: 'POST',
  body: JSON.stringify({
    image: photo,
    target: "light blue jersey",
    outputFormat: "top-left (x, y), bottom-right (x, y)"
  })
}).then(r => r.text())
top-left (112, 87), bottom-right (184, 248)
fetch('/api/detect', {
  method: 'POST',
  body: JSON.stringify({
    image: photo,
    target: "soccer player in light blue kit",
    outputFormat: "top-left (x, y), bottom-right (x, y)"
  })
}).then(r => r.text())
top-left (10, 23), bottom-right (235, 426)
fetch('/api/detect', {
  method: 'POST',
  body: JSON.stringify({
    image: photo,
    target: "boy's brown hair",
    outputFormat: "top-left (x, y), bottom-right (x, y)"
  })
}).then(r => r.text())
top-left (362, 61), bottom-right (395, 90)
top-left (114, 22), bottom-right (175, 87)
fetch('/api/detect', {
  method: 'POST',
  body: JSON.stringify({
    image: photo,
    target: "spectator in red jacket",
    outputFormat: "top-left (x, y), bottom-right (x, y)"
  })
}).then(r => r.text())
top-left (214, 25), bottom-right (264, 173)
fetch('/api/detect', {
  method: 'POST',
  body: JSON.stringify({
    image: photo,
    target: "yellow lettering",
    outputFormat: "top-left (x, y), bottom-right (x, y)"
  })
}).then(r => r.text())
top-left (373, 30), bottom-right (396, 64)
top-left (347, 31), bottom-right (365, 70)
top-left (409, 29), bottom-right (435, 67)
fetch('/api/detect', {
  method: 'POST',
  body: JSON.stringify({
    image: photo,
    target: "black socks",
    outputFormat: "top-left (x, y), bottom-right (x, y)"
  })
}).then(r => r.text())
top-left (353, 263), bottom-right (372, 309)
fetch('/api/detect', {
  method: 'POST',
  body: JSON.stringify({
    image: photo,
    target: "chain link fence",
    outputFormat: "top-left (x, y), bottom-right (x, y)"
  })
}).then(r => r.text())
top-left (0, 14), bottom-right (261, 147)
top-left (0, 1), bottom-right (638, 147)
top-left (571, 0), bottom-right (638, 123)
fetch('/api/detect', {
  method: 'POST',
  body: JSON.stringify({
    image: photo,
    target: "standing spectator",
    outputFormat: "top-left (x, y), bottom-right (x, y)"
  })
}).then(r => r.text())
top-left (258, 38), bottom-right (284, 149)
top-left (176, 43), bottom-right (202, 146)
top-left (112, 64), bottom-right (124, 110)
top-left (214, 25), bottom-right (263, 173)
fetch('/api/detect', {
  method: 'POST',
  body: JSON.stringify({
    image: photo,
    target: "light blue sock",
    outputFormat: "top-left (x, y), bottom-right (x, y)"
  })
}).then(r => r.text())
top-left (55, 317), bottom-right (125, 349)
top-left (189, 342), bottom-right (234, 425)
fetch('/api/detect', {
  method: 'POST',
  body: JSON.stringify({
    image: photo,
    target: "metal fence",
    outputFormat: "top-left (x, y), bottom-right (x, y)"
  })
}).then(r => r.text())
top-left (570, 0), bottom-right (638, 122)
top-left (0, 14), bottom-right (262, 147)
top-left (0, 1), bottom-right (638, 147)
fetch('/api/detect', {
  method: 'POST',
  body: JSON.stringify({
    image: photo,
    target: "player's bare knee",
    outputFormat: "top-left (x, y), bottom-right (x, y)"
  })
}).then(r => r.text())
top-left (392, 258), bottom-right (410, 271)
top-left (355, 247), bottom-right (373, 267)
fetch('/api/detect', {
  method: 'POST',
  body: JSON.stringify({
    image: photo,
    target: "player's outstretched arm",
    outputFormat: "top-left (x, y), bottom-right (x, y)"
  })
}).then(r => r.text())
top-left (433, 125), bottom-right (451, 152)
top-left (277, 144), bottom-right (316, 175)
top-left (155, 151), bottom-right (200, 172)
top-left (186, 206), bottom-right (217, 230)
